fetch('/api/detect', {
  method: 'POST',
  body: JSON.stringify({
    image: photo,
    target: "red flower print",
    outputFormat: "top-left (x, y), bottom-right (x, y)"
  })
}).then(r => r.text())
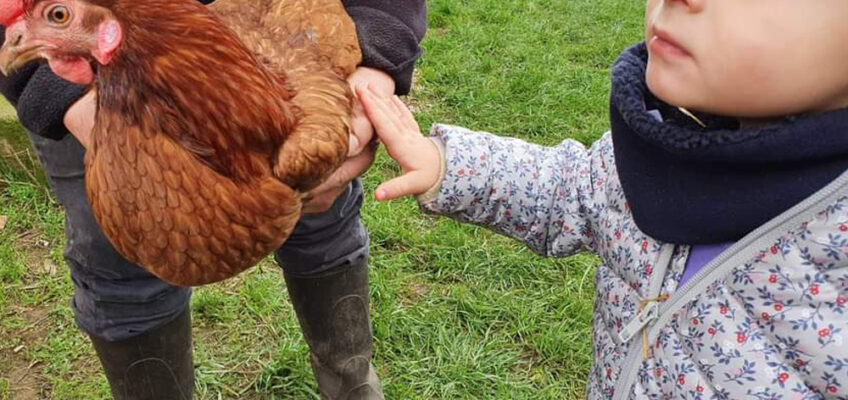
top-left (828, 386), bottom-right (838, 394)
top-left (819, 328), bottom-right (831, 337)
top-left (810, 285), bottom-right (819, 295)
top-left (837, 296), bottom-right (847, 306)
top-left (708, 327), bottom-right (716, 335)
top-left (737, 333), bottom-right (746, 343)
top-left (691, 318), bottom-right (699, 325)
top-left (774, 304), bottom-right (783, 312)
top-left (677, 374), bottom-right (685, 385)
top-left (771, 245), bottom-right (778, 254)
top-left (761, 312), bottom-right (770, 320)
top-left (769, 274), bottom-right (778, 284)
top-left (840, 224), bottom-right (848, 232)
top-left (696, 385), bottom-right (704, 393)
top-left (778, 372), bottom-right (789, 383)
top-left (720, 306), bottom-right (728, 315)
top-left (795, 358), bottom-right (805, 366)
top-left (641, 240), bottom-right (648, 251)
top-left (654, 368), bottom-right (662, 378)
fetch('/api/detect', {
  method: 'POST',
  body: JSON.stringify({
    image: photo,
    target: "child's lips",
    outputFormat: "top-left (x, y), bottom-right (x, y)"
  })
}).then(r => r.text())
top-left (649, 28), bottom-right (691, 59)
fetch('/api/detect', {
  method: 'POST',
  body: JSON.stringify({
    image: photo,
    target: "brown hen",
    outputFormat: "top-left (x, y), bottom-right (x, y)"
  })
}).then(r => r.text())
top-left (0, 0), bottom-right (361, 285)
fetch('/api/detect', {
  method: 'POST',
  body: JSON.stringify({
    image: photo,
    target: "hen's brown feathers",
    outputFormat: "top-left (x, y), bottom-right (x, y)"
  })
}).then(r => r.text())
top-left (95, 0), bottom-right (297, 182)
top-left (209, 0), bottom-right (360, 77)
top-left (208, 0), bottom-right (360, 190)
top-left (83, 0), bottom-right (361, 285)
top-left (88, 124), bottom-right (301, 285)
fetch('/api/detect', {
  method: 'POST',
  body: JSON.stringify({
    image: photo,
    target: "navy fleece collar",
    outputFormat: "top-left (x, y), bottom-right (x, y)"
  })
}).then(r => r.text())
top-left (610, 43), bottom-right (848, 244)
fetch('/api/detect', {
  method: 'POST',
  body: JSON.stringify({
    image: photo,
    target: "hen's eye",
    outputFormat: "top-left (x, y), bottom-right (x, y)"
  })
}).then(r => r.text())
top-left (44, 5), bottom-right (72, 25)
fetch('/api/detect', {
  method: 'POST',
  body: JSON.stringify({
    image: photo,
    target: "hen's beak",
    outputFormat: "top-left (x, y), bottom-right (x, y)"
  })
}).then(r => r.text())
top-left (0, 21), bottom-right (43, 76)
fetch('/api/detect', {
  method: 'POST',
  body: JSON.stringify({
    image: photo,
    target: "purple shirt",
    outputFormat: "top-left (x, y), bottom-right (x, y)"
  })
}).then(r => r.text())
top-left (679, 243), bottom-right (733, 287)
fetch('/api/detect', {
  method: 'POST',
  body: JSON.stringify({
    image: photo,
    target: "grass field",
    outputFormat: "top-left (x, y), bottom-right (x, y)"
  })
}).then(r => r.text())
top-left (0, 0), bottom-right (645, 398)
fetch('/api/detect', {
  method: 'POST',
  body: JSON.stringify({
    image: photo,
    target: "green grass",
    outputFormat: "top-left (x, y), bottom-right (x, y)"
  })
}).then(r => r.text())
top-left (0, 0), bottom-right (645, 398)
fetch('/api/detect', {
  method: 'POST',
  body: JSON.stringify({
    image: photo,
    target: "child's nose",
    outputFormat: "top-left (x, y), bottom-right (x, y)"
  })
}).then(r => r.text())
top-left (668, 0), bottom-right (704, 12)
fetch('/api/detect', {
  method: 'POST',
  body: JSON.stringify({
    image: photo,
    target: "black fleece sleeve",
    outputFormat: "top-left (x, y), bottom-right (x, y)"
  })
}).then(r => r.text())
top-left (343, 0), bottom-right (427, 95)
top-left (0, 26), bottom-right (88, 140)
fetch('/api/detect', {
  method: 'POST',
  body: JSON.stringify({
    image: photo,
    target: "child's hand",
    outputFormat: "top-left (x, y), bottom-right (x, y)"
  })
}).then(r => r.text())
top-left (357, 84), bottom-right (442, 201)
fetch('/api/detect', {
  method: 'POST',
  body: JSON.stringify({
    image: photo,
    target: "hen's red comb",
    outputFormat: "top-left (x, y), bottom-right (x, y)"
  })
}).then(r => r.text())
top-left (0, 0), bottom-right (25, 26)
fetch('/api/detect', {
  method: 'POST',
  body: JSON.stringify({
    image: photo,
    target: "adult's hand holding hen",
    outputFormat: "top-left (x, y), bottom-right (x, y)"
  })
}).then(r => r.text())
top-left (301, 66), bottom-right (392, 213)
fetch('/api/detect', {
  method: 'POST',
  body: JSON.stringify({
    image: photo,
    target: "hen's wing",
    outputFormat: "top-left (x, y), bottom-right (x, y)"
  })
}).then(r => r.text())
top-left (208, 0), bottom-right (361, 191)
top-left (86, 122), bottom-right (302, 286)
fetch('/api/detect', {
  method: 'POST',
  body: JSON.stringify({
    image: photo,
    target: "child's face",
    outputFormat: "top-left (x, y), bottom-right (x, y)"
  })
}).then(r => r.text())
top-left (645, 0), bottom-right (848, 118)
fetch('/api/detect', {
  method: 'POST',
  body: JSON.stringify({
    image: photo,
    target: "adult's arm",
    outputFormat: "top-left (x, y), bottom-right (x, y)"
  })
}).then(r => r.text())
top-left (343, 0), bottom-right (427, 95)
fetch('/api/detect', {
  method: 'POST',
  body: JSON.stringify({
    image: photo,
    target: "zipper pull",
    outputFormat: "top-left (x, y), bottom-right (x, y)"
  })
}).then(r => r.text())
top-left (618, 301), bottom-right (660, 343)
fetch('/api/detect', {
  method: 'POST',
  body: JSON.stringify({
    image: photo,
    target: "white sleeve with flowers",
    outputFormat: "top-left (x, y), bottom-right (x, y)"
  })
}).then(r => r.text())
top-left (419, 123), bottom-right (609, 257)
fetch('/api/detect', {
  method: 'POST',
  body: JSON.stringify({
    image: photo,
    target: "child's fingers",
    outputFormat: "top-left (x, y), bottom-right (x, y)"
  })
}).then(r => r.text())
top-left (369, 86), bottom-right (409, 122)
top-left (357, 85), bottom-right (403, 145)
top-left (388, 95), bottom-right (406, 118)
top-left (375, 171), bottom-right (431, 201)
top-left (390, 95), bottom-right (419, 131)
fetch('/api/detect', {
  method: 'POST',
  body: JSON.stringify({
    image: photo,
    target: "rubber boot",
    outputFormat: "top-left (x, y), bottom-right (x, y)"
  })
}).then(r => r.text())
top-left (89, 307), bottom-right (194, 400)
top-left (284, 259), bottom-right (384, 400)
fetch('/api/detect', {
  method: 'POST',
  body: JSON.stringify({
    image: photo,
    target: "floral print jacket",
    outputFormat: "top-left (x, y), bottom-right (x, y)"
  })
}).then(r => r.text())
top-left (419, 123), bottom-right (848, 400)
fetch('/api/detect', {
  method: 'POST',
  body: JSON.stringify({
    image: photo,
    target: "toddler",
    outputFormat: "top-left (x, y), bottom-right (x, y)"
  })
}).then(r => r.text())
top-left (359, 0), bottom-right (848, 398)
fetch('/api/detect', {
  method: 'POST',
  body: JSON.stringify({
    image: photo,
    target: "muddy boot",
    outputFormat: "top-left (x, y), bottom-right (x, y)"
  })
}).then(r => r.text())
top-left (89, 307), bottom-right (194, 400)
top-left (284, 260), bottom-right (384, 400)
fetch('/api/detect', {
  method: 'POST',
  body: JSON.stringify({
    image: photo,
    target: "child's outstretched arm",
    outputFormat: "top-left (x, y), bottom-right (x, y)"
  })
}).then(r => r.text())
top-left (359, 85), bottom-right (606, 257)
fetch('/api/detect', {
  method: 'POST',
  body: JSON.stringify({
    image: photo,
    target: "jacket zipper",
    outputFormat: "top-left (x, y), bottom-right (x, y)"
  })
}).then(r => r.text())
top-left (612, 244), bottom-right (674, 400)
top-left (612, 168), bottom-right (848, 400)
top-left (647, 168), bottom-right (848, 343)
